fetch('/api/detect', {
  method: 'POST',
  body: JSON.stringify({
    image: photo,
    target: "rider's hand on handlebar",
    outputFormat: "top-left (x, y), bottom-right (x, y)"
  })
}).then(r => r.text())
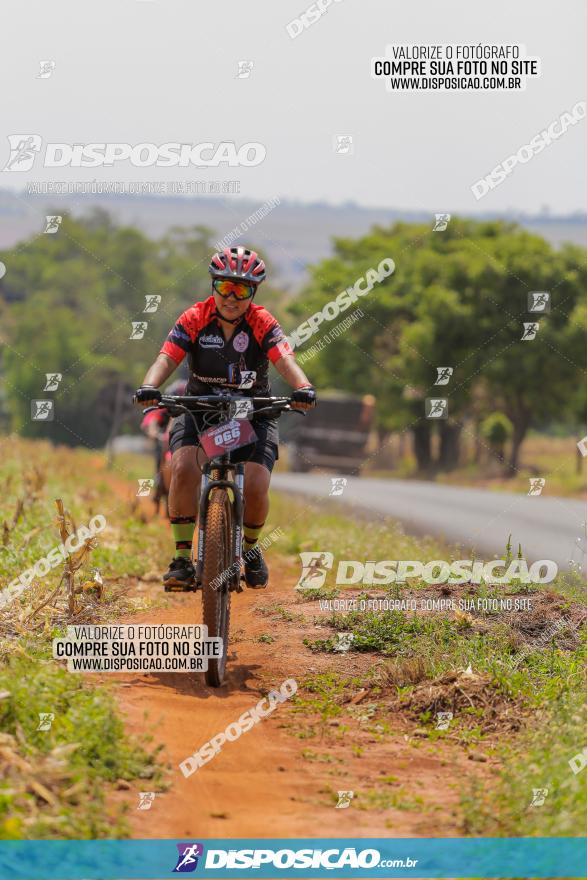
top-left (291, 385), bottom-right (317, 411)
top-left (133, 385), bottom-right (162, 407)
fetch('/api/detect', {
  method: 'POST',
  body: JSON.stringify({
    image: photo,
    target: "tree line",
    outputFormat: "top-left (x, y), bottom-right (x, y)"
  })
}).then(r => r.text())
top-left (1, 211), bottom-right (586, 473)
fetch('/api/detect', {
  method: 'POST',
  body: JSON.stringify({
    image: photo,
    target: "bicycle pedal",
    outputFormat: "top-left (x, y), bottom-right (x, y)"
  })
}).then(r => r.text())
top-left (164, 582), bottom-right (198, 593)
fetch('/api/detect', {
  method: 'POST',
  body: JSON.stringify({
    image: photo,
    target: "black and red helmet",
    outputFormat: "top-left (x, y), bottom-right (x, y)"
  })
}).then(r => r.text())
top-left (208, 246), bottom-right (266, 287)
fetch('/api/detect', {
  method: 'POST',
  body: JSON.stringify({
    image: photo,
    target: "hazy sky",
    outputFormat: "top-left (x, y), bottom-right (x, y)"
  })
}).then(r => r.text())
top-left (1, 0), bottom-right (585, 214)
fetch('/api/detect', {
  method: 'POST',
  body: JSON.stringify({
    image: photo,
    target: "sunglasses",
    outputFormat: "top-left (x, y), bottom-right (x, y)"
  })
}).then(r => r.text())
top-left (213, 279), bottom-right (255, 301)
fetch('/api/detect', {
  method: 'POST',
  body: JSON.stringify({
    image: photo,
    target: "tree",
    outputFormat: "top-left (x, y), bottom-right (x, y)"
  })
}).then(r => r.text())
top-left (0, 213), bottom-right (215, 446)
top-left (286, 219), bottom-right (587, 474)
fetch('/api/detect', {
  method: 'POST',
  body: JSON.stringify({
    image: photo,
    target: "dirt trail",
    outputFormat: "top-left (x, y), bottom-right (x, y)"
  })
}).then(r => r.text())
top-left (110, 571), bottom-right (493, 839)
top-left (95, 462), bottom-right (495, 838)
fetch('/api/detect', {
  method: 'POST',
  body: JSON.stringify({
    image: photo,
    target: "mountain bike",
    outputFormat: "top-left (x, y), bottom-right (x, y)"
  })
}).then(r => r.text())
top-left (145, 392), bottom-right (301, 687)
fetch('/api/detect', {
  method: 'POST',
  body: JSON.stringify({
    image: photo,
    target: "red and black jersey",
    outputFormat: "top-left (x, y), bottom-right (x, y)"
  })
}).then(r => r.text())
top-left (160, 296), bottom-right (293, 395)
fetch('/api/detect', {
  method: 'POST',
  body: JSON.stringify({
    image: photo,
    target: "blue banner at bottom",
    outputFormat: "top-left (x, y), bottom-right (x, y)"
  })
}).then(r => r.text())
top-left (0, 838), bottom-right (586, 879)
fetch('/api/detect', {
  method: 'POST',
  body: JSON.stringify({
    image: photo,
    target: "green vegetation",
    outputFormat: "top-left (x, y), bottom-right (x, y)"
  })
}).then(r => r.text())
top-left (0, 211), bottom-right (284, 446)
top-left (464, 690), bottom-right (587, 836)
top-left (270, 490), bottom-right (447, 572)
top-left (0, 648), bottom-right (160, 839)
top-left (286, 218), bottom-right (587, 475)
top-left (481, 412), bottom-right (513, 462)
top-left (3, 214), bottom-right (587, 477)
top-left (304, 610), bottom-right (587, 704)
top-left (269, 492), bottom-right (587, 834)
top-left (0, 439), bottom-right (167, 838)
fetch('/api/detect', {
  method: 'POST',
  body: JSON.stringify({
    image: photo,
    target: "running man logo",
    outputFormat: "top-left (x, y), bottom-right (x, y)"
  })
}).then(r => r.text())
top-left (335, 790), bottom-right (354, 809)
top-left (173, 843), bottom-right (204, 873)
top-left (230, 399), bottom-right (253, 420)
top-left (137, 791), bottom-right (157, 810)
top-left (333, 632), bottom-right (354, 653)
top-left (37, 712), bottom-right (55, 731)
top-left (31, 400), bottom-right (54, 421)
top-left (435, 711), bottom-right (453, 730)
top-left (43, 373), bottom-right (62, 391)
top-left (334, 135), bottom-right (354, 155)
top-left (569, 747), bottom-right (587, 776)
top-left (528, 291), bottom-right (551, 313)
top-left (521, 322), bottom-right (539, 341)
top-left (295, 552), bottom-right (334, 591)
top-left (44, 215), bottom-right (62, 234)
top-left (236, 60), bottom-right (254, 78)
top-left (528, 478), bottom-right (546, 496)
top-left (329, 477), bottom-right (347, 496)
top-left (137, 479), bottom-right (155, 497)
top-left (425, 398), bottom-right (448, 419)
top-left (144, 295), bottom-right (162, 313)
top-left (130, 321), bottom-right (148, 340)
top-left (37, 60), bottom-right (56, 79)
top-left (433, 213), bottom-right (451, 231)
top-left (529, 788), bottom-right (549, 807)
top-left (3, 134), bottom-right (42, 171)
top-left (238, 370), bottom-right (256, 390)
top-left (434, 367), bottom-right (453, 386)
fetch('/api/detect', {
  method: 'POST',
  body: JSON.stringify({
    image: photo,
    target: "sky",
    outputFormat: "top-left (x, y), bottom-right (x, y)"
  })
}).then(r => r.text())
top-left (0, 0), bottom-right (585, 215)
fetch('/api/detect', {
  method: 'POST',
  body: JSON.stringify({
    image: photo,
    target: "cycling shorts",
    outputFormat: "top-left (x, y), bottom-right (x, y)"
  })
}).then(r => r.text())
top-left (169, 413), bottom-right (279, 473)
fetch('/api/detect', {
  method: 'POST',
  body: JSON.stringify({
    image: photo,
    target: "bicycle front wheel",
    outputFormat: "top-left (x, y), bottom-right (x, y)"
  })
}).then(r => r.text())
top-left (201, 484), bottom-right (232, 687)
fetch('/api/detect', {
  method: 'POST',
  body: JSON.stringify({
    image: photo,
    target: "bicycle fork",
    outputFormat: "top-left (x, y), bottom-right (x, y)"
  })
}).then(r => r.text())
top-left (194, 461), bottom-right (245, 592)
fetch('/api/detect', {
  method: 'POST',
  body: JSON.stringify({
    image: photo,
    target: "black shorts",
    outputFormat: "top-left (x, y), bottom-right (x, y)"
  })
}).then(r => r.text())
top-left (169, 414), bottom-right (279, 473)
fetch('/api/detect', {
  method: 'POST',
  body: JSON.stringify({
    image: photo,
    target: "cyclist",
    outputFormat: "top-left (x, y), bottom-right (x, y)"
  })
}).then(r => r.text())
top-left (135, 246), bottom-right (316, 590)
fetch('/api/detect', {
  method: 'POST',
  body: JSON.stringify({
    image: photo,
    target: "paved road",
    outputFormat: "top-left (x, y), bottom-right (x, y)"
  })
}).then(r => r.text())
top-left (272, 473), bottom-right (587, 570)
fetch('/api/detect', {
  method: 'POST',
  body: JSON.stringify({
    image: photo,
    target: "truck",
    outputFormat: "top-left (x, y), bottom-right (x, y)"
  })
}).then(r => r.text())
top-left (283, 391), bottom-right (375, 474)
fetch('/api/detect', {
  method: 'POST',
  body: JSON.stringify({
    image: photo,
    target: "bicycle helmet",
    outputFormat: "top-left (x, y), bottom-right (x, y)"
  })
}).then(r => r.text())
top-left (208, 246), bottom-right (266, 287)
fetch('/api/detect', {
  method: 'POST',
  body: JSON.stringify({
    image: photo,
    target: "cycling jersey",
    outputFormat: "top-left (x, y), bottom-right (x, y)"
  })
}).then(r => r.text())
top-left (160, 296), bottom-right (293, 396)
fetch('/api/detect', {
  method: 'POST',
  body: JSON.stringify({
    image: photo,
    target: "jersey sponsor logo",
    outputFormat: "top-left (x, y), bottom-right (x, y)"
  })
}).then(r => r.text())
top-left (199, 333), bottom-right (224, 349)
top-left (232, 330), bottom-right (249, 352)
top-left (191, 372), bottom-right (228, 384)
top-left (266, 326), bottom-right (287, 344)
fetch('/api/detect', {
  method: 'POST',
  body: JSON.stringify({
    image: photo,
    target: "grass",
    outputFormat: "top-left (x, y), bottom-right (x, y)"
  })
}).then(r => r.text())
top-left (4, 439), bottom-right (587, 839)
top-left (0, 440), bottom-right (170, 596)
top-left (304, 608), bottom-right (587, 704)
top-left (269, 488), bottom-right (587, 836)
top-left (269, 490), bottom-right (450, 573)
top-left (256, 603), bottom-right (303, 623)
top-left (0, 439), bottom-right (168, 838)
top-left (464, 688), bottom-right (587, 836)
top-left (0, 645), bottom-right (161, 839)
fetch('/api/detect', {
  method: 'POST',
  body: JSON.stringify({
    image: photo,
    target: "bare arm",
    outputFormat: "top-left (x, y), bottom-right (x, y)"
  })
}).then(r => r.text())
top-left (273, 354), bottom-right (311, 390)
top-left (135, 353), bottom-right (179, 407)
top-left (142, 353), bottom-right (178, 388)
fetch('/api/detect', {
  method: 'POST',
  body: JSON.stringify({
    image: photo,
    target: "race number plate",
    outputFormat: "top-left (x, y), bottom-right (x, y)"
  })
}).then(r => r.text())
top-left (199, 419), bottom-right (258, 457)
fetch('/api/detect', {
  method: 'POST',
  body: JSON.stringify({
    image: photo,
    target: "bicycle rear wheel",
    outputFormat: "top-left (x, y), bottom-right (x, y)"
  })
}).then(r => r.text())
top-left (201, 480), bottom-right (232, 687)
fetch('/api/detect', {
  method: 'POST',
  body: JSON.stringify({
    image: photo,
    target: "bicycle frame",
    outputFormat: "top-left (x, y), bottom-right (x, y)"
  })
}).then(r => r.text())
top-left (139, 391), bottom-right (305, 686)
top-left (195, 455), bottom-right (245, 592)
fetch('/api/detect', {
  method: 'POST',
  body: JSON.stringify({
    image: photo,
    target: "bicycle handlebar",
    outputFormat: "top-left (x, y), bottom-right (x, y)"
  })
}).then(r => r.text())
top-left (143, 393), bottom-right (305, 419)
